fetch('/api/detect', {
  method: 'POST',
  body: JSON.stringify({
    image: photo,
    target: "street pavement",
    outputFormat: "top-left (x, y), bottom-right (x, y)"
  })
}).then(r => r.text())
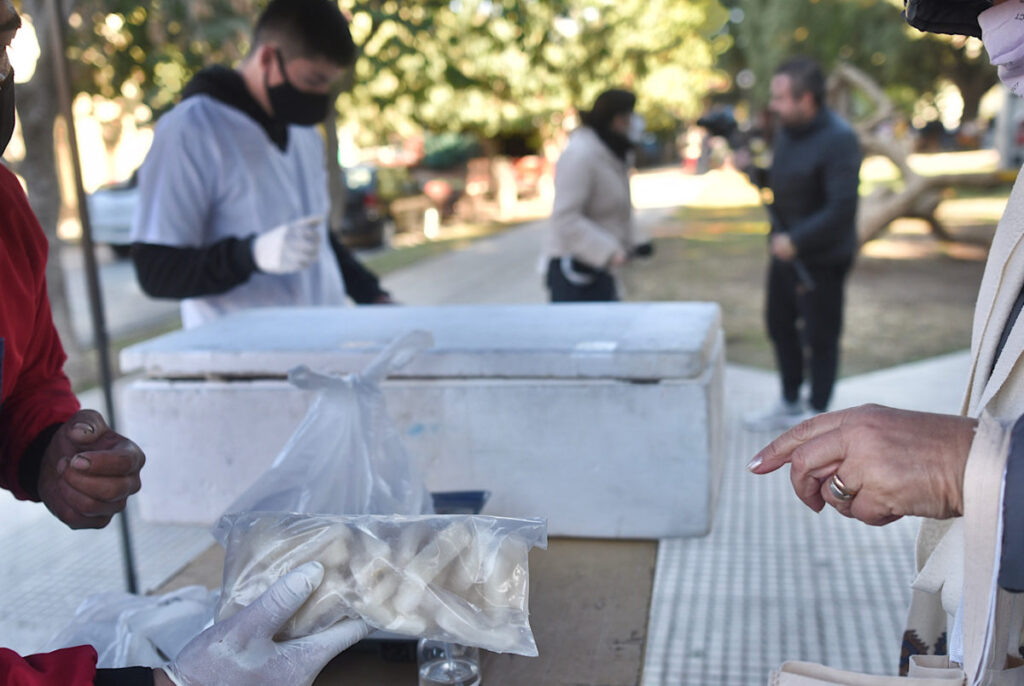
top-left (380, 204), bottom-right (678, 305)
top-left (0, 166), bottom-right (975, 684)
top-left (59, 244), bottom-right (179, 347)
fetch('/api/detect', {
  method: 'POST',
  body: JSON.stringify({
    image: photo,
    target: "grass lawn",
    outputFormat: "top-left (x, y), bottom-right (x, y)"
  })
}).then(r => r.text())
top-left (621, 157), bottom-right (1013, 377)
top-left (362, 221), bottom-right (512, 276)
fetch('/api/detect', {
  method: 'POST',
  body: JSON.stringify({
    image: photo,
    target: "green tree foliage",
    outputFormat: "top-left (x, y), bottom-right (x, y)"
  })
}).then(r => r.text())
top-left (337, 0), bottom-right (730, 140)
top-left (66, 0), bottom-right (255, 116)
top-left (58, 0), bottom-right (728, 140)
top-left (718, 0), bottom-right (997, 123)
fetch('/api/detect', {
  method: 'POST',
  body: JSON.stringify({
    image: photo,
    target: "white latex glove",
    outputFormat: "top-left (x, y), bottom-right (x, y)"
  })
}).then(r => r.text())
top-left (252, 215), bottom-right (323, 274)
top-left (161, 562), bottom-right (369, 686)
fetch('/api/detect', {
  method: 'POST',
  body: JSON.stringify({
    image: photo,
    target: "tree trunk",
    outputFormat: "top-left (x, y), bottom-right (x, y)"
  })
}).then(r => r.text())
top-left (830, 62), bottom-right (1006, 246)
top-left (18, 0), bottom-right (89, 383)
top-left (324, 71), bottom-right (354, 242)
top-left (949, 63), bottom-right (998, 130)
top-left (324, 112), bottom-right (346, 238)
top-left (856, 170), bottom-right (1004, 244)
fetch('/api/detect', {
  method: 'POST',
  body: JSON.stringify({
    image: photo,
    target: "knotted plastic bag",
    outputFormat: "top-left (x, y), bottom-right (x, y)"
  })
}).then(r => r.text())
top-left (212, 331), bottom-right (434, 545)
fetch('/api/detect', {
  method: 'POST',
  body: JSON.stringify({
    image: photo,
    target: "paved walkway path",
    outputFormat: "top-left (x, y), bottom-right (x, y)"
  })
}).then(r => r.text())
top-left (642, 353), bottom-right (969, 685)
top-left (380, 205), bottom-right (678, 305)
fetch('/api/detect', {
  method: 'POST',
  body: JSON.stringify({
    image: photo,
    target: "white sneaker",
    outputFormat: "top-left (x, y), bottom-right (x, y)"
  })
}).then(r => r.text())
top-left (743, 399), bottom-right (810, 432)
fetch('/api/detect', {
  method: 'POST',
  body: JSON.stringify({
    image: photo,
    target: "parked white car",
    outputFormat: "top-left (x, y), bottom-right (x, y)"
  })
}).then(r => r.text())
top-left (85, 173), bottom-right (137, 257)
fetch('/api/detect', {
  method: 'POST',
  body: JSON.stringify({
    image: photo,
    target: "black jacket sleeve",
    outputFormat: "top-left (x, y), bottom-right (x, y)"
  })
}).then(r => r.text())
top-left (131, 237), bottom-right (258, 299)
top-left (785, 131), bottom-right (861, 254)
top-left (743, 164), bottom-right (769, 191)
top-left (328, 233), bottom-right (389, 304)
top-left (1000, 415), bottom-right (1024, 592)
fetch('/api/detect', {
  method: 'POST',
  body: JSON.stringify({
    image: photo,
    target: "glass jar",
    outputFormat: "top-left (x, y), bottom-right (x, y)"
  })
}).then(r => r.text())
top-left (416, 639), bottom-right (481, 686)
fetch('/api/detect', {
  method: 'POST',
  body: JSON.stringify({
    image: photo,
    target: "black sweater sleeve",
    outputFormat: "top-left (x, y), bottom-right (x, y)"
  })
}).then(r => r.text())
top-left (743, 164), bottom-right (769, 191)
top-left (131, 236), bottom-right (258, 299)
top-left (328, 232), bottom-right (388, 304)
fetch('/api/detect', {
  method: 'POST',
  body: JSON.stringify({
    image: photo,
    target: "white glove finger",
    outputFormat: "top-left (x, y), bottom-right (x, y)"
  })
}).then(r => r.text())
top-left (288, 618), bottom-right (370, 665)
top-left (290, 242), bottom-right (321, 270)
top-left (292, 214), bottom-right (324, 231)
top-left (242, 561), bottom-right (326, 641)
top-left (294, 225), bottom-right (321, 247)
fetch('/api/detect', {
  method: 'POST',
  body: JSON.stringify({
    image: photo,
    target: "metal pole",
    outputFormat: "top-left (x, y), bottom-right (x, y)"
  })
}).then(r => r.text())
top-left (46, 0), bottom-right (138, 594)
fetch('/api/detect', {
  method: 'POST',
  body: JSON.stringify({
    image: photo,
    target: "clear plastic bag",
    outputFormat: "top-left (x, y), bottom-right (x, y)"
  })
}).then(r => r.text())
top-left (212, 331), bottom-right (434, 545)
top-left (46, 586), bottom-right (217, 668)
top-left (216, 512), bottom-right (548, 656)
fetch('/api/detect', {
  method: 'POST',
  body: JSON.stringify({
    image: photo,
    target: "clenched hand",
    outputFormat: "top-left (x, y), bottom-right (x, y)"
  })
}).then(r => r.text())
top-left (38, 409), bottom-right (145, 529)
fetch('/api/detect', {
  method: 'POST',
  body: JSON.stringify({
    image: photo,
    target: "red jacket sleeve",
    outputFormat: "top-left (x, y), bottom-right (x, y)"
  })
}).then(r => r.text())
top-left (0, 167), bottom-right (80, 500)
top-left (0, 645), bottom-right (97, 685)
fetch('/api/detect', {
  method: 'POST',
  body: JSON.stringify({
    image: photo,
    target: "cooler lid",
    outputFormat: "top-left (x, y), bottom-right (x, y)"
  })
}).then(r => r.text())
top-left (120, 303), bottom-right (721, 381)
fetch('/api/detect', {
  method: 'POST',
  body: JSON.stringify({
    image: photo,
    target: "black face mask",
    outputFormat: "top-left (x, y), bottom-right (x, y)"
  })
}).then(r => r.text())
top-left (903, 0), bottom-right (991, 37)
top-left (265, 50), bottom-right (330, 126)
top-left (0, 68), bottom-right (14, 156)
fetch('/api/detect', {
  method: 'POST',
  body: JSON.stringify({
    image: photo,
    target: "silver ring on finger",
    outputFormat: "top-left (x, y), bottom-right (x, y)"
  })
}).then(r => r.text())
top-left (828, 473), bottom-right (856, 502)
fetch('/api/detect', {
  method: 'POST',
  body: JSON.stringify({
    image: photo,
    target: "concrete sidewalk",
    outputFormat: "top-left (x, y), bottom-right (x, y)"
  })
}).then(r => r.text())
top-left (643, 351), bottom-right (970, 685)
top-left (379, 204), bottom-right (679, 305)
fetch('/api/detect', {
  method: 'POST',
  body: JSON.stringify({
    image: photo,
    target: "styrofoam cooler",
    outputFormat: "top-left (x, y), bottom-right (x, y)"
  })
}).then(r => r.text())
top-left (120, 303), bottom-right (725, 538)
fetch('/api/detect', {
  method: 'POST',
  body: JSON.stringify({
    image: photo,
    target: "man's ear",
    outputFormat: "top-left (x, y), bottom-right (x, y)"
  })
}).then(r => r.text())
top-left (254, 43), bottom-right (284, 87)
top-left (255, 43), bottom-right (276, 72)
top-left (800, 91), bottom-right (817, 114)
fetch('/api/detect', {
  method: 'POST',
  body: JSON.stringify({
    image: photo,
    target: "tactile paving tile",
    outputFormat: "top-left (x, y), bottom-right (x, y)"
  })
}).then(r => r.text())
top-left (643, 365), bottom-right (919, 685)
top-left (0, 498), bottom-right (211, 656)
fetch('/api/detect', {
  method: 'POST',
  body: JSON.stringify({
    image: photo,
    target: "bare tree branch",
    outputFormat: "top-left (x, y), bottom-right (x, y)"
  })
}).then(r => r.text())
top-left (828, 61), bottom-right (1005, 245)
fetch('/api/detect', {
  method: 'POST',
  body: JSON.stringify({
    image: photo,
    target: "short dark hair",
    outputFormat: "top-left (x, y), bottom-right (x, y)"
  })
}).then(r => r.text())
top-left (774, 56), bottom-right (825, 108)
top-left (253, 0), bottom-right (356, 67)
top-left (579, 88), bottom-right (636, 130)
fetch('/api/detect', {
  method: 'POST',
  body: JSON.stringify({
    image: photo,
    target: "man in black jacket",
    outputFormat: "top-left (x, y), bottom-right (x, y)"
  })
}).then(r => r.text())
top-left (744, 56), bottom-right (862, 431)
top-left (129, 0), bottom-right (391, 329)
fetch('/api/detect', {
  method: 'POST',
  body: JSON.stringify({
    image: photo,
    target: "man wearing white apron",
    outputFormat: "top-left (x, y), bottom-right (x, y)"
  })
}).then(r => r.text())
top-left (130, 0), bottom-right (390, 329)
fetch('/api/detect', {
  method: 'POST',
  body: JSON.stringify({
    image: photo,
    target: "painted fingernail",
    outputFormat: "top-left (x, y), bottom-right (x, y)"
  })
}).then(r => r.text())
top-left (72, 422), bottom-right (95, 435)
top-left (745, 456), bottom-right (763, 472)
top-left (71, 455), bottom-right (91, 470)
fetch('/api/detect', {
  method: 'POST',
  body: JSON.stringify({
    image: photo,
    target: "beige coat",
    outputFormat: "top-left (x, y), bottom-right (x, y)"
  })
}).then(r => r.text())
top-left (544, 127), bottom-right (642, 268)
top-left (904, 171), bottom-right (1024, 670)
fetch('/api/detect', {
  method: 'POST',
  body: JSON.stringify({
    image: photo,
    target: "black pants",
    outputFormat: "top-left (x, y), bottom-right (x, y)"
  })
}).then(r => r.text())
top-left (546, 258), bottom-right (618, 302)
top-left (766, 258), bottom-right (851, 412)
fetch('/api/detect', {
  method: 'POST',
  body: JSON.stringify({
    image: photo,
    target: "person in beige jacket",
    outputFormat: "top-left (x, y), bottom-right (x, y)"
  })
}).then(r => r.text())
top-left (544, 88), bottom-right (650, 301)
top-left (748, 0), bottom-right (1024, 679)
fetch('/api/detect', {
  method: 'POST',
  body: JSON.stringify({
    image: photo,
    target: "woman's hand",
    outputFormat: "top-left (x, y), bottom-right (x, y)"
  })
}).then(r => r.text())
top-left (747, 404), bottom-right (977, 525)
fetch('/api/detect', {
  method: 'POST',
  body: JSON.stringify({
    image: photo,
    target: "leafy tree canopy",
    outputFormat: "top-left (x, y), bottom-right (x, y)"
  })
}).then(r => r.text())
top-left (58, 0), bottom-right (729, 142)
top-left (717, 0), bottom-right (996, 124)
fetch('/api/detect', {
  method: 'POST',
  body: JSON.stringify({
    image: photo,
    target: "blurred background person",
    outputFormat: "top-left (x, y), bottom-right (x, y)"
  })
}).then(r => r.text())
top-left (542, 88), bottom-right (650, 302)
top-left (743, 57), bottom-right (862, 432)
